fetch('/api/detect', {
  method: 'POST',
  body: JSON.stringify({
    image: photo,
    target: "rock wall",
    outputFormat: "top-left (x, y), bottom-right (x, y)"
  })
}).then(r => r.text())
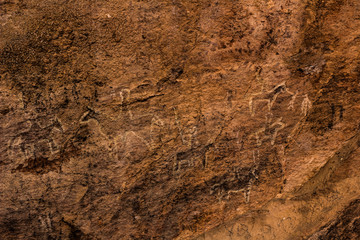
top-left (1, 0), bottom-right (360, 239)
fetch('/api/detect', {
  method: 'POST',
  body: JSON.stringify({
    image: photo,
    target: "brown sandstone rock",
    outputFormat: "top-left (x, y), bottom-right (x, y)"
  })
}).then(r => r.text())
top-left (1, 0), bottom-right (360, 239)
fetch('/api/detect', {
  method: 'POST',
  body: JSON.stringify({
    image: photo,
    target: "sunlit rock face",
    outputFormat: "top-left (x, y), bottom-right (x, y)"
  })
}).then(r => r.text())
top-left (1, 0), bottom-right (360, 239)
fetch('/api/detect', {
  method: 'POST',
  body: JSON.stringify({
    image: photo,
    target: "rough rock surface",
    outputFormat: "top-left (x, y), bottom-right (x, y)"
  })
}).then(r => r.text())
top-left (1, 0), bottom-right (360, 239)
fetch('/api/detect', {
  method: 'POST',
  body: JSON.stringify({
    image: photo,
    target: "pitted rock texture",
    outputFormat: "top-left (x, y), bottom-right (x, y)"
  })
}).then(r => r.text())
top-left (1, 0), bottom-right (360, 239)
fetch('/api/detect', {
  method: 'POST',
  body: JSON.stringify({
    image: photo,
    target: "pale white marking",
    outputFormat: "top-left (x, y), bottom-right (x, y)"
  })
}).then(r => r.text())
top-left (301, 94), bottom-right (312, 116)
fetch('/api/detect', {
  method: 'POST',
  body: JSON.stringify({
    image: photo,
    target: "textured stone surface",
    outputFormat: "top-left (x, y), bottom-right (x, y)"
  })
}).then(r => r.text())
top-left (1, 0), bottom-right (360, 239)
